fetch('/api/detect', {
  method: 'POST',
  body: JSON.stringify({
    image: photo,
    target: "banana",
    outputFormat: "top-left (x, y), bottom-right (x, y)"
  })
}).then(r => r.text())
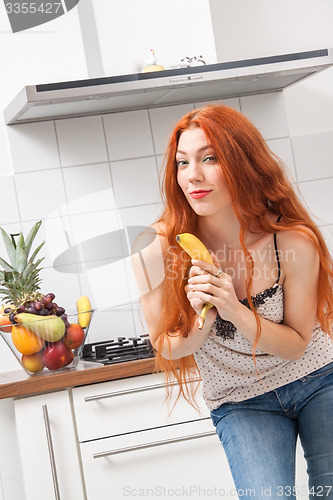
top-left (76, 296), bottom-right (92, 328)
top-left (14, 313), bottom-right (65, 342)
top-left (176, 233), bottom-right (215, 330)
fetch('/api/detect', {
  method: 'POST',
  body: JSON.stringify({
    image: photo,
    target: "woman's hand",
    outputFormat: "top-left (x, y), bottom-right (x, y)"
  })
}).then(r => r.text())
top-left (184, 253), bottom-right (241, 324)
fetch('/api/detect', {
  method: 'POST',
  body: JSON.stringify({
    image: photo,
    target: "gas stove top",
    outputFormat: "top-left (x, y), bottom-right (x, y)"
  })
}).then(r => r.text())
top-left (81, 335), bottom-right (155, 365)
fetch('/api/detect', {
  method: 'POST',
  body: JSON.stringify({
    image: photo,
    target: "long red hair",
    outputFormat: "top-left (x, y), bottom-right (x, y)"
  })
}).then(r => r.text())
top-left (152, 105), bottom-right (333, 406)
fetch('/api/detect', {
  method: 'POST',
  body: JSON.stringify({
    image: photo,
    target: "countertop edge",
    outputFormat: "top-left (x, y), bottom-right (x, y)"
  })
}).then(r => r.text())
top-left (0, 358), bottom-right (158, 399)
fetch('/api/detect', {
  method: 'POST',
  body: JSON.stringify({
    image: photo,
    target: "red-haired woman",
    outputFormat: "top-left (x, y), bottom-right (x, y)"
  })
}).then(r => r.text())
top-left (132, 105), bottom-right (333, 498)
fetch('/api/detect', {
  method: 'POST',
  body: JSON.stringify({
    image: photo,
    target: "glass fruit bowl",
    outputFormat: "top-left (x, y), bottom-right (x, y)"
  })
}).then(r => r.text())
top-left (0, 309), bottom-right (93, 376)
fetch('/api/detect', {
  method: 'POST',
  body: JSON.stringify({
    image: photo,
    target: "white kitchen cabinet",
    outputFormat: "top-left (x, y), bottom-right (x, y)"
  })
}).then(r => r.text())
top-left (72, 373), bottom-right (235, 499)
top-left (14, 390), bottom-right (85, 500)
top-left (11, 371), bottom-right (310, 500)
top-left (80, 419), bottom-right (233, 499)
top-left (72, 372), bottom-right (210, 441)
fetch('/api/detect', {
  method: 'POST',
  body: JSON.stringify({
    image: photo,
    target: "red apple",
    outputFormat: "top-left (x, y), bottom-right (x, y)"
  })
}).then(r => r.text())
top-left (63, 323), bottom-right (85, 350)
top-left (63, 348), bottom-right (75, 366)
top-left (42, 341), bottom-right (68, 370)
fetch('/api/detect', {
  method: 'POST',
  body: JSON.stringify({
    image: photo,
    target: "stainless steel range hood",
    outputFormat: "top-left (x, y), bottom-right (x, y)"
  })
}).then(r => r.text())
top-left (5, 48), bottom-right (333, 125)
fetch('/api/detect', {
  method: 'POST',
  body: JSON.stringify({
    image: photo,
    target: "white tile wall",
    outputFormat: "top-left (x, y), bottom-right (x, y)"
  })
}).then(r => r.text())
top-left (149, 103), bottom-right (195, 155)
top-left (43, 213), bottom-right (77, 269)
top-left (70, 209), bottom-right (123, 261)
top-left (7, 121), bottom-right (60, 174)
top-left (86, 306), bottom-right (136, 343)
top-left (40, 266), bottom-right (82, 313)
top-left (103, 110), bottom-right (155, 160)
top-left (0, 177), bottom-right (20, 225)
top-left (110, 157), bottom-right (160, 208)
top-left (118, 203), bottom-right (163, 228)
top-left (14, 169), bottom-right (67, 221)
top-left (266, 137), bottom-right (297, 183)
top-left (240, 92), bottom-right (289, 140)
top-left (84, 258), bottom-right (132, 310)
top-left (62, 163), bottom-right (113, 214)
top-left (123, 255), bottom-right (149, 336)
top-left (132, 301), bottom-right (148, 337)
top-left (156, 154), bottom-right (165, 176)
top-left (55, 116), bottom-right (108, 166)
top-left (297, 178), bottom-right (333, 226)
top-left (291, 131), bottom-right (333, 182)
top-left (194, 97), bottom-right (241, 111)
top-left (321, 225), bottom-right (333, 255)
top-left (0, 91), bottom-right (332, 370)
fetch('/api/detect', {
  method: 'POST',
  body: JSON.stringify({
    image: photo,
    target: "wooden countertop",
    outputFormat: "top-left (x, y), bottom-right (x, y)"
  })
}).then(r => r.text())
top-left (0, 358), bottom-right (157, 400)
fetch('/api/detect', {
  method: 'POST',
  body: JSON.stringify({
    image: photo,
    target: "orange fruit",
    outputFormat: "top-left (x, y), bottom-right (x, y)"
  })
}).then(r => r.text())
top-left (11, 325), bottom-right (44, 355)
top-left (0, 313), bottom-right (12, 333)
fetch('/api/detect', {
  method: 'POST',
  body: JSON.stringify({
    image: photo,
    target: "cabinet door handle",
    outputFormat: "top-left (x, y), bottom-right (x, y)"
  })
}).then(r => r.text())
top-left (42, 405), bottom-right (61, 500)
top-left (84, 378), bottom-right (201, 402)
top-left (93, 430), bottom-right (216, 459)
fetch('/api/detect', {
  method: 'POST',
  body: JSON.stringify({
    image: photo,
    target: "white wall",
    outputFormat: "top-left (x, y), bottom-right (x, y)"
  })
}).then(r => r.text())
top-left (0, 3), bottom-right (87, 176)
top-left (78, 0), bottom-right (218, 76)
top-left (209, 0), bottom-right (333, 135)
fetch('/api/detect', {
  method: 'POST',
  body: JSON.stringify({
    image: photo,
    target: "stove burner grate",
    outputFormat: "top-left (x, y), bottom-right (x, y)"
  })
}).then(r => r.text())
top-left (81, 335), bottom-right (155, 365)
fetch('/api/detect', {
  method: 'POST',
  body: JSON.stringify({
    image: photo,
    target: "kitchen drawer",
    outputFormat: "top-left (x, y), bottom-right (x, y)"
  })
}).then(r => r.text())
top-left (72, 372), bottom-right (210, 442)
top-left (80, 418), bottom-right (233, 500)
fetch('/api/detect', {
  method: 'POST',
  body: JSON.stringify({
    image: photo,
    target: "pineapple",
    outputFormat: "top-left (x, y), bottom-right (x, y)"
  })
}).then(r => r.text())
top-left (0, 221), bottom-right (67, 323)
top-left (0, 221), bottom-right (45, 310)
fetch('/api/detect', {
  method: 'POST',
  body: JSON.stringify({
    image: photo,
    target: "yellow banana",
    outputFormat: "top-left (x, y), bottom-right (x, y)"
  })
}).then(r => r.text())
top-left (176, 233), bottom-right (215, 330)
top-left (76, 296), bottom-right (92, 328)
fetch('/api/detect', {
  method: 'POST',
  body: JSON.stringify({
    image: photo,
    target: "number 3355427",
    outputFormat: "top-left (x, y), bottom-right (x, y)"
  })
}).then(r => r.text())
top-left (5, 3), bottom-right (62, 14)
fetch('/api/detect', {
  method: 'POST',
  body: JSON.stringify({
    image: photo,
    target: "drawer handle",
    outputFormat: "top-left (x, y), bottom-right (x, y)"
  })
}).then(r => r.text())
top-left (85, 378), bottom-right (201, 402)
top-left (93, 430), bottom-right (216, 459)
top-left (42, 404), bottom-right (61, 500)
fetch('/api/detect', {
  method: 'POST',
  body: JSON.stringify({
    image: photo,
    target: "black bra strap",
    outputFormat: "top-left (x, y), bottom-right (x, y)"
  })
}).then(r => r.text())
top-left (273, 215), bottom-right (282, 284)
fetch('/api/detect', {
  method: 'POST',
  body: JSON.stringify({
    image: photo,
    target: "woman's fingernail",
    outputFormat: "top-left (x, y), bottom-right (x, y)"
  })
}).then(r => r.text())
top-left (191, 259), bottom-right (199, 264)
top-left (188, 278), bottom-right (192, 283)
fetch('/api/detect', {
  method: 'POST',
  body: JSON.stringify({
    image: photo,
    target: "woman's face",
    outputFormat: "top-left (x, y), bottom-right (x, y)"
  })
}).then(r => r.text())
top-left (176, 126), bottom-right (231, 217)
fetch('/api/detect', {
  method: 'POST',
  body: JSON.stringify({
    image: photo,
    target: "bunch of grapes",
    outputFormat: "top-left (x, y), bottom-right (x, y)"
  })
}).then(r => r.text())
top-left (4, 293), bottom-right (69, 328)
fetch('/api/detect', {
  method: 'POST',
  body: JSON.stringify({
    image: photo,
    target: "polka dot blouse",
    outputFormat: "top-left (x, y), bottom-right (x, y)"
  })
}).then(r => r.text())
top-left (193, 284), bottom-right (333, 411)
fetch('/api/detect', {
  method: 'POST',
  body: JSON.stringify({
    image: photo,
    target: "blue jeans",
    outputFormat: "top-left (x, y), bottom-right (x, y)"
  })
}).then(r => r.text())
top-left (210, 361), bottom-right (333, 499)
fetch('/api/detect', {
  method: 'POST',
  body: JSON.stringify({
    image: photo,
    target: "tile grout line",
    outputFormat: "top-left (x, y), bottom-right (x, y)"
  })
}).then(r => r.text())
top-left (52, 119), bottom-right (84, 295)
top-left (9, 176), bottom-right (24, 233)
top-left (101, 115), bottom-right (138, 337)
top-left (289, 136), bottom-right (300, 185)
top-left (296, 175), bottom-right (333, 184)
top-left (12, 154), bottom-right (163, 176)
top-left (17, 202), bottom-right (163, 224)
top-left (147, 108), bottom-right (158, 169)
top-left (147, 107), bottom-right (166, 210)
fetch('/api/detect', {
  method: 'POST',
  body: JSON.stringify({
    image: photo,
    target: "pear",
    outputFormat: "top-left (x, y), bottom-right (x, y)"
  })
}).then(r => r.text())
top-left (14, 313), bottom-right (65, 342)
